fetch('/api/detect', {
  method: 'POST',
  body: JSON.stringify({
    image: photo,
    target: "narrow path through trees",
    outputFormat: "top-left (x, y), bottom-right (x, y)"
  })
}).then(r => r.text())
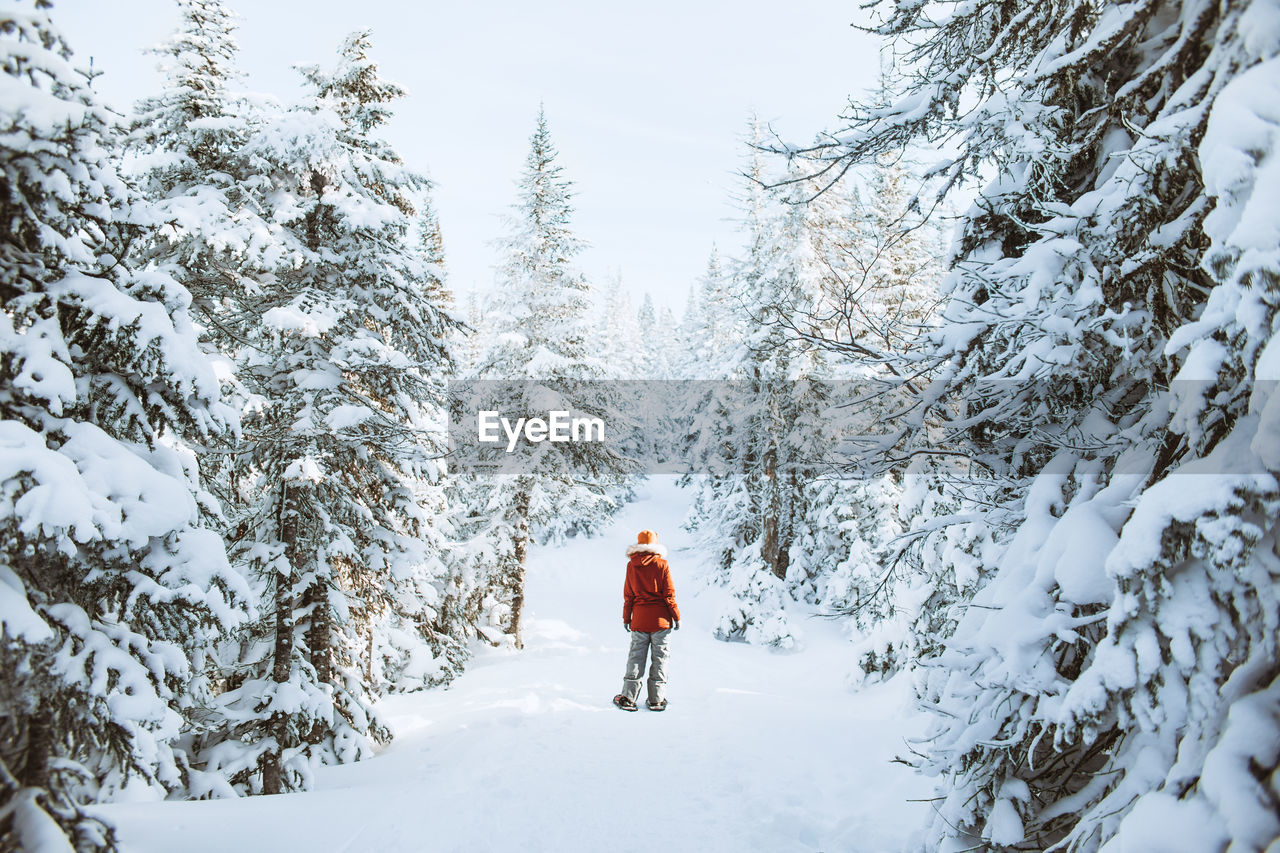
top-left (99, 478), bottom-right (930, 853)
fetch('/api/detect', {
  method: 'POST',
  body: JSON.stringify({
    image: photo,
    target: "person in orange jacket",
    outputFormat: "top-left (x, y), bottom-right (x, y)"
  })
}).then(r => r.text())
top-left (613, 529), bottom-right (680, 712)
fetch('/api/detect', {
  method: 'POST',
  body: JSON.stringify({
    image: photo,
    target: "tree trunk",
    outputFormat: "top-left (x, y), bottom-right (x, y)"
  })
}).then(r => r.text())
top-left (508, 486), bottom-right (531, 650)
top-left (762, 444), bottom-right (783, 580)
top-left (304, 582), bottom-right (331, 685)
top-left (21, 714), bottom-right (51, 790)
top-left (264, 484), bottom-right (297, 795)
top-left (758, 374), bottom-right (787, 581)
top-left (303, 579), bottom-right (331, 745)
top-left (777, 468), bottom-right (797, 581)
top-left (305, 170), bottom-right (329, 250)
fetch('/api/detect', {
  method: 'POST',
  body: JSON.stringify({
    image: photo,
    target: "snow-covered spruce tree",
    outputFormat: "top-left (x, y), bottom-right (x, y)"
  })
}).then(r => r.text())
top-left (696, 141), bottom-right (854, 651)
top-left (125, 0), bottom-right (293, 798)
top-left (780, 0), bottom-right (1280, 848)
top-left (1043, 42), bottom-right (1280, 853)
top-left (747, 161), bottom-right (842, 577)
top-left (0, 4), bottom-right (251, 848)
top-left (349, 195), bottom-right (461, 697)
top-left (679, 245), bottom-right (751, 579)
top-left (681, 246), bottom-right (743, 380)
top-left (363, 195), bottom-right (463, 695)
top-left (770, 100), bottom-right (949, 683)
top-left (297, 26), bottom-right (461, 678)
top-left (122, 0), bottom-right (306, 804)
top-left (418, 191), bottom-right (446, 275)
top-left (674, 282), bottom-right (702, 381)
top-left (683, 122), bottom-right (788, 628)
top-left (469, 107), bottom-right (633, 648)
top-left (634, 294), bottom-right (675, 376)
top-left (655, 304), bottom-right (678, 375)
top-left (681, 123), bottom-right (774, 607)
top-left (125, 0), bottom-right (290, 344)
top-left (594, 272), bottom-right (641, 378)
top-left (191, 30), bottom-right (460, 796)
top-left (832, 141), bottom-right (958, 686)
top-left (123, 0), bottom-right (306, 592)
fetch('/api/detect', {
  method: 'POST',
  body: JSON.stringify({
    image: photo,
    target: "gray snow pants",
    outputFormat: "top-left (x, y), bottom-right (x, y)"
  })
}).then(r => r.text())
top-left (621, 628), bottom-right (672, 705)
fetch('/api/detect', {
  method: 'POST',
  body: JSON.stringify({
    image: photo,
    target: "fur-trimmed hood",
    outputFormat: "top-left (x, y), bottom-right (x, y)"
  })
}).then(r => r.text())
top-left (626, 541), bottom-right (668, 558)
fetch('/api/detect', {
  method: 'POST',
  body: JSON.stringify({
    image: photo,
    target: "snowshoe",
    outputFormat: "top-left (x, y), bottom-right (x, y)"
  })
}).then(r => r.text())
top-left (646, 699), bottom-right (668, 712)
top-left (612, 694), bottom-right (637, 712)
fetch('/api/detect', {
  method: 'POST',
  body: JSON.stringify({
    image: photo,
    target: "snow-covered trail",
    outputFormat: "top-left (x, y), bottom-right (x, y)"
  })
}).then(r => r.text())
top-left (101, 477), bottom-right (931, 852)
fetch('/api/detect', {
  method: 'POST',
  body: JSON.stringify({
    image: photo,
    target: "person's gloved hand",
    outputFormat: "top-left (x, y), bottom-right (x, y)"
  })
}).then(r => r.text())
top-left (624, 621), bottom-right (630, 633)
top-left (673, 620), bottom-right (680, 631)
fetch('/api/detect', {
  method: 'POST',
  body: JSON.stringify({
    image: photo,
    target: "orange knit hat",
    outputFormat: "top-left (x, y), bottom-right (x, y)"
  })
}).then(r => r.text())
top-left (627, 529), bottom-right (667, 558)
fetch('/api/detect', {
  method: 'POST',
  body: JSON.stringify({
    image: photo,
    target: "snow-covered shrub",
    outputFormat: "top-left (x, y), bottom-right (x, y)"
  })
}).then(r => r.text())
top-left (712, 541), bottom-right (802, 651)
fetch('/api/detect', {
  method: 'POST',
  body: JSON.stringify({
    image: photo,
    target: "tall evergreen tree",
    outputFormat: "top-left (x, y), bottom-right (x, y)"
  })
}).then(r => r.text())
top-left (679, 254), bottom-right (753, 596)
top-left (596, 271), bottom-right (641, 378)
top-left (470, 107), bottom-right (633, 647)
top-left (683, 122), bottom-right (777, 614)
top-left (784, 0), bottom-right (1280, 848)
top-left (681, 245), bottom-right (741, 379)
top-left (673, 282), bottom-right (702, 380)
top-left (192, 30), bottom-right (459, 795)
top-left (635, 293), bottom-right (673, 378)
top-left (779, 96), bottom-right (948, 679)
top-left (457, 290), bottom-right (486, 376)
top-left (126, 0), bottom-right (283, 327)
top-left (124, 0), bottom-right (293, 519)
top-left (682, 124), bottom-right (770, 591)
top-left (482, 108), bottom-right (599, 380)
top-left (688, 127), bottom-right (852, 649)
top-left (418, 193), bottom-right (446, 273)
top-left (0, 4), bottom-right (250, 848)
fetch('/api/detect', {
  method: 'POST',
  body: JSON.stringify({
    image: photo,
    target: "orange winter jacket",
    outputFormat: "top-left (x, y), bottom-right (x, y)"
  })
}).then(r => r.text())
top-left (623, 551), bottom-right (681, 633)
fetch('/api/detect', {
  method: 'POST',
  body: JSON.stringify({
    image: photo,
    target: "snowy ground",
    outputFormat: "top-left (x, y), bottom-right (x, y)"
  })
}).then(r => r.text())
top-left (99, 477), bottom-right (932, 853)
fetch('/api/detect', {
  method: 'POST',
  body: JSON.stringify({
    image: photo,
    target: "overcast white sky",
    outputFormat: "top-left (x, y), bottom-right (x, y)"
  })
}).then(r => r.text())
top-left (51, 0), bottom-right (880, 315)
